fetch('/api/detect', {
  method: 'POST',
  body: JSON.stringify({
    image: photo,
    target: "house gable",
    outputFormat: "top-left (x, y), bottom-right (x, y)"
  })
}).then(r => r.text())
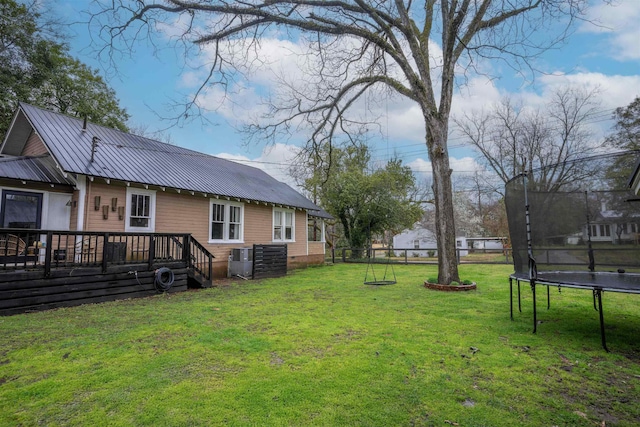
top-left (21, 132), bottom-right (48, 156)
top-left (1, 109), bottom-right (33, 156)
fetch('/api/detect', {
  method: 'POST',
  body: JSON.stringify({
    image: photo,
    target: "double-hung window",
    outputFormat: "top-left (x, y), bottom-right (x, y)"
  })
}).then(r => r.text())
top-left (209, 201), bottom-right (243, 243)
top-left (273, 208), bottom-right (294, 242)
top-left (125, 188), bottom-right (156, 232)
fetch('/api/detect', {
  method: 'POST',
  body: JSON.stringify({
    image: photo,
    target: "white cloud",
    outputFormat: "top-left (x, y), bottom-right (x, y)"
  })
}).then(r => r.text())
top-left (581, 0), bottom-right (640, 61)
top-left (214, 143), bottom-right (301, 184)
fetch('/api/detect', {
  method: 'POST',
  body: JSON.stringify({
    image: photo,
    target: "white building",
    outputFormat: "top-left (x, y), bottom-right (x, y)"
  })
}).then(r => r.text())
top-left (392, 227), bottom-right (468, 257)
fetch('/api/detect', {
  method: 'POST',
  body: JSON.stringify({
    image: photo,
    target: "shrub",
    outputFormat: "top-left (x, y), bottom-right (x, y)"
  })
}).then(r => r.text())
top-left (427, 277), bottom-right (438, 284)
top-left (427, 250), bottom-right (435, 257)
top-left (450, 281), bottom-right (460, 286)
top-left (462, 279), bottom-right (473, 285)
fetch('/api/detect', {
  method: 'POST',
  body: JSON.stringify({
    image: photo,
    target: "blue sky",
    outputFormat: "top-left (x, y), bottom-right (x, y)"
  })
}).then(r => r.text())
top-left (56, 1), bottom-right (640, 186)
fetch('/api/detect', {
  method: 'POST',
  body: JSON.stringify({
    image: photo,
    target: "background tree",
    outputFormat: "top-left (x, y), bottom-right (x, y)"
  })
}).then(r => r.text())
top-left (456, 85), bottom-right (603, 192)
top-left (93, 0), bottom-right (590, 284)
top-left (0, 0), bottom-right (129, 137)
top-left (605, 95), bottom-right (640, 151)
top-left (308, 143), bottom-right (422, 257)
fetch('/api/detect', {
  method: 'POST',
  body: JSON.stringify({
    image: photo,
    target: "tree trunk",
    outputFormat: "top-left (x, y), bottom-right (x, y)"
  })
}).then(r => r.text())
top-left (427, 116), bottom-right (460, 285)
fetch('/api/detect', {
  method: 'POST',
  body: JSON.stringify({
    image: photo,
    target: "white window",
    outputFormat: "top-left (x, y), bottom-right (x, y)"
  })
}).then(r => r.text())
top-left (600, 224), bottom-right (611, 237)
top-left (209, 201), bottom-right (244, 243)
top-left (413, 239), bottom-right (420, 249)
top-left (273, 208), bottom-right (295, 242)
top-left (125, 188), bottom-right (156, 232)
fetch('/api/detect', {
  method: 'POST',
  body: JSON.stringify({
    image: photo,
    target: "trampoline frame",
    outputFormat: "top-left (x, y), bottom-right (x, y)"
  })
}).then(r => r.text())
top-left (506, 156), bottom-right (640, 352)
top-left (509, 272), bottom-right (640, 352)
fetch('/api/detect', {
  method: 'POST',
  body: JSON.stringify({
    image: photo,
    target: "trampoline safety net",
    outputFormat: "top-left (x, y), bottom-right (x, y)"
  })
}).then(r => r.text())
top-left (505, 150), bottom-right (640, 276)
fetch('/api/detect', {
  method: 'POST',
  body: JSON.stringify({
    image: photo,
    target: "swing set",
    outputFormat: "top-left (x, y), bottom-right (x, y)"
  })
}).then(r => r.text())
top-left (363, 246), bottom-right (397, 285)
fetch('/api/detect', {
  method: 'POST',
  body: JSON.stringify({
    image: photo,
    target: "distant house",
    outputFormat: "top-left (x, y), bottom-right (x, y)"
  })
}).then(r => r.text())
top-left (0, 103), bottom-right (330, 279)
top-left (584, 209), bottom-right (639, 244)
top-left (392, 226), bottom-right (468, 257)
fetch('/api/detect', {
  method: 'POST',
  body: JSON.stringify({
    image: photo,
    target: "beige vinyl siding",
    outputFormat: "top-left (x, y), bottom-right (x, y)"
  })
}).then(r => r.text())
top-left (288, 210), bottom-right (308, 256)
top-left (308, 241), bottom-right (325, 256)
top-left (68, 191), bottom-right (79, 231)
top-left (84, 182), bottom-right (127, 232)
top-left (20, 132), bottom-right (48, 156)
top-left (76, 183), bottom-right (323, 277)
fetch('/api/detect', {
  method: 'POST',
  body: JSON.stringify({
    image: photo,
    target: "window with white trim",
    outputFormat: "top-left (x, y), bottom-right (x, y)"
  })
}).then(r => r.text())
top-left (125, 188), bottom-right (156, 232)
top-left (273, 208), bottom-right (294, 242)
top-left (209, 200), bottom-right (244, 243)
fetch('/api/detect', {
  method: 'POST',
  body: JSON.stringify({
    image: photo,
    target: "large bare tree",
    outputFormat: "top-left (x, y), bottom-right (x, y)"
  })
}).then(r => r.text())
top-left (92, 0), bottom-right (588, 284)
top-left (456, 85), bottom-right (603, 193)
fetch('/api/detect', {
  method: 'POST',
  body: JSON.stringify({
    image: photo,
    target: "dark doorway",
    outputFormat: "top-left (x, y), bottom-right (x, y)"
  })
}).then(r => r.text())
top-left (1, 190), bottom-right (43, 229)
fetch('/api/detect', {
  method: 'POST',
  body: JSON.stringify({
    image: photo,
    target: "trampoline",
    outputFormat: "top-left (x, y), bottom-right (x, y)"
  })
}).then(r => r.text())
top-left (505, 150), bottom-right (640, 351)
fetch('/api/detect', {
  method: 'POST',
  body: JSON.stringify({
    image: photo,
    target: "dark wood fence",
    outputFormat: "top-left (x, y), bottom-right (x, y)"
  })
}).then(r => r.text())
top-left (0, 229), bottom-right (214, 315)
top-left (252, 244), bottom-right (287, 279)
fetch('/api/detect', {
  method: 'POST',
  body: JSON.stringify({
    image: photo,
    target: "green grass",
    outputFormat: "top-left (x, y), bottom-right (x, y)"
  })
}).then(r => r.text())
top-left (1, 264), bottom-right (639, 426)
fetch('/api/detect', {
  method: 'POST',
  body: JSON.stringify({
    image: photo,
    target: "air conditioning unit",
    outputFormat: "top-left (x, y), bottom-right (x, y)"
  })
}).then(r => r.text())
top-left (228, 248), bottom-right (253, 278)
top-left (231, 248), bottom-right (253, 262)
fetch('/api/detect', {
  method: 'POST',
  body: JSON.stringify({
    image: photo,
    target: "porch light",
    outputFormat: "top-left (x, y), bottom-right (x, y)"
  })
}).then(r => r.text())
top-left (94, 196), bottom-right (101, 210)
top-left (102, 205), bottom-right (109, 220)
top-left (111, 197), bottom-right (118, 211)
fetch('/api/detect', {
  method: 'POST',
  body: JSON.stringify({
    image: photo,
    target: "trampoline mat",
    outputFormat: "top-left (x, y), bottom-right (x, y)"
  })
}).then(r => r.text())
top-left (513, 271), bottom-right (640, 293)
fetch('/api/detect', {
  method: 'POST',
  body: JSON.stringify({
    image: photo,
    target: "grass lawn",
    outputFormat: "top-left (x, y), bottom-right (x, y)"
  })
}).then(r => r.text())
top-left (1, 263), bottom-right (639, 426)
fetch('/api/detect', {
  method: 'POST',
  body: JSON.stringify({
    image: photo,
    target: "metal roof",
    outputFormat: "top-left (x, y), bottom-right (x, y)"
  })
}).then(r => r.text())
top-left (0, 155), bottom-right (74, 186)
top-left (9, 103), bottom-right (329, 214)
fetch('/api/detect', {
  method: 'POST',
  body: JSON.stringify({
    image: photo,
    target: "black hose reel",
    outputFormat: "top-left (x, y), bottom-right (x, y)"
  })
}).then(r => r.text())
top-left (154, 267), bottom-right (175, 292)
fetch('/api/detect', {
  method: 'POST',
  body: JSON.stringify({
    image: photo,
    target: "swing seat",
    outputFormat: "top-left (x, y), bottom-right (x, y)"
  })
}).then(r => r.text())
top-left (364, 279), bottom-right (396, 285)
top-left (363, 249), bottom-right (397, 285)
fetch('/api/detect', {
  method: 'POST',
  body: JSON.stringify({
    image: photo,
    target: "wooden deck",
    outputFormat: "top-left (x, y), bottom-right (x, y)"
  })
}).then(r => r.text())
top-left (0, 229), bottom-right (214, 315)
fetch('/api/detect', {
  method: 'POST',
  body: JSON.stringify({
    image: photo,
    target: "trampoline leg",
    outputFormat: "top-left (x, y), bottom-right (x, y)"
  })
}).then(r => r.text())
top-left (517, 280), bottom-right (522, 313)
top-left (509, 277), bottom-right (513, 320)
top-left (595, 289), bottom-right (609, 352)
top-left (592, 290), bottom-right (598, 311)
top-left (547, 285), bottom-right (550, 310)
top-left (531, 282), bottom-right (537, 334)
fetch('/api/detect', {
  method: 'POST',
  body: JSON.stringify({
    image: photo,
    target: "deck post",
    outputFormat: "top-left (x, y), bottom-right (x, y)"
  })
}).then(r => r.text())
top-left (44, 231), bottom-right (53, 278)
top-left (184, 234), bottom-right (191, 265)
top-left (101, 233), bottom-right (109, 273)
top-left (148, 235), bottom-right (155, 270)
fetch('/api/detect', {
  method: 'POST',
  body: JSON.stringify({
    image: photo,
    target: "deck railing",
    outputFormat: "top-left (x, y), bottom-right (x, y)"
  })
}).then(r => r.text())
top-left (0, 229), bottom-right (214, 283)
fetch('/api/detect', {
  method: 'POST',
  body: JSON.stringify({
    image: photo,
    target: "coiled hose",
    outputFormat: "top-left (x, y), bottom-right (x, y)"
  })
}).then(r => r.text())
top-left (154, 267), bottom-right (174, 292)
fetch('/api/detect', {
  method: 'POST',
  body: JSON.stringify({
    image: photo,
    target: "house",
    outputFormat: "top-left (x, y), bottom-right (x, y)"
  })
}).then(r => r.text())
top-left (465, 237), bottom-right (506, 250)
top-left (583, 209), bottom-right (639, 244)
top-left (0, 103), bottom-right (330, 280)
top-left (392, 226), bottom-right (468, 257)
